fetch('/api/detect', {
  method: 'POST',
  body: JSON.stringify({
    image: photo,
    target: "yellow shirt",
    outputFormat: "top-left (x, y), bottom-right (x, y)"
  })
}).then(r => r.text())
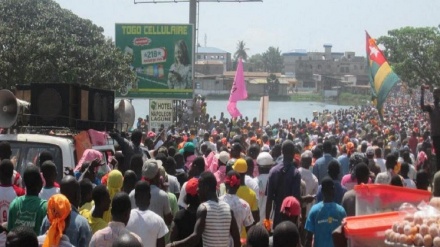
top-left (236, 185), bottom-right (258, 239)
top-left (79, 201), bottom-right (94, 218)
top-left (236, 185), bottom-right (258, 211)
top-left (86, 214), bottom-right (108, 234)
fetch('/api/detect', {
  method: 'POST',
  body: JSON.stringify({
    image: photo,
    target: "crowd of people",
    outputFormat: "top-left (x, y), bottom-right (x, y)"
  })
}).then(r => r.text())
top-left (0, 84), bottom-right (439, 247)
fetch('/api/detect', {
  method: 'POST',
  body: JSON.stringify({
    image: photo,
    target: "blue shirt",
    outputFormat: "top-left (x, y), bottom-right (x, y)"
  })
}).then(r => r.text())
top-left (337, 154), bottom-right (350, 176)
top-left (305, 201), bottom-right (347, 247)
top-left (266, 159), bottom-right (301, 228)
top-left (315, 180), bottom-right (347, 205)
top-left (41, 205), bottom-right (92, 247)
top-left (313, 154), bottom-right (338, 184)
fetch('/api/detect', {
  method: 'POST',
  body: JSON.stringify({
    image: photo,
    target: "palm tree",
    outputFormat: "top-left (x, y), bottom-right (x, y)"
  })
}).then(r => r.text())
top-left (234, 40), bottom-right (249, 61)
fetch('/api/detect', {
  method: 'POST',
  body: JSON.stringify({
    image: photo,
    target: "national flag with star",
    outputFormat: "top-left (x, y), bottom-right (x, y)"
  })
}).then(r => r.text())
top-left (366, 31), bottom-right (400, 119)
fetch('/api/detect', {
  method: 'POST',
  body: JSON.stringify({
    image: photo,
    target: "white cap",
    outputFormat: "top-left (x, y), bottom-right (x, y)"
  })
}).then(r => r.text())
top-left (257, 152), bottom-right (274, 167)
top-left (216, 151), bottom-right (230, 165)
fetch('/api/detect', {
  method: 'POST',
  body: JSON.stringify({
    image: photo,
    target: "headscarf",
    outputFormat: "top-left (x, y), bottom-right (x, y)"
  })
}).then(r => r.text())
top-left (346, 142), bottom-right (355, 156)
top-left (103, 170), bottom-right (123, 222)
top-left (43, 194), bottom-right (71, 247)
top-left (107, 170), bottom-right (123, 199)
top-left (74, 149), bottom-right (103, 171)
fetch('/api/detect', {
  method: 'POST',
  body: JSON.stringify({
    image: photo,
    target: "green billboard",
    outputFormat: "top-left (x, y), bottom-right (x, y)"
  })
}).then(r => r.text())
top-left (115, 24), bottom-right (193, 99)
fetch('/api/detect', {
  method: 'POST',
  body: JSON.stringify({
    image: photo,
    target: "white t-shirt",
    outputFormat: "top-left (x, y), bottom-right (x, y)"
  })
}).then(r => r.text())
top-left (126, 209), bottom-right (168, 247)
top-left (404, 178), bottom-right (417, 189)
top-left (202, 141), bottom-right (217, 153)
top-left (129, 185), bottom-right (171, 219)
top-left (39, 187), bottom-right (60, 201)
top-left (374, 158), bottom-right (386, 173)
top-left (245, 175), bottom-right (259, 201)
top-left (0, 186), bottom-right (18, 224)
top-left (167, 175), bottom-right (181, 194)
top-left (253, 174), bottom-right (269, 224)
top-left (177, 182), bottom-right (187, 208)
top-left (220, 194), bottom-right (254, 230)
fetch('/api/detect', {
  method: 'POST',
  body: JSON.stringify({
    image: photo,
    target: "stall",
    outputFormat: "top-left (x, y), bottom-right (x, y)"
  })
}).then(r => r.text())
top-left (343, 184), bottom-right (434, 247)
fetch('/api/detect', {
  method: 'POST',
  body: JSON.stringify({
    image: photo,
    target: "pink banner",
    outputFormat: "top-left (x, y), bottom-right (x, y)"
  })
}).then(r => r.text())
top-left (227, 57), bottom-right (247, 117)
top-left (229, 58), bottom-right (248, 102)
top-left (227, 101), bottom-right (242, 118)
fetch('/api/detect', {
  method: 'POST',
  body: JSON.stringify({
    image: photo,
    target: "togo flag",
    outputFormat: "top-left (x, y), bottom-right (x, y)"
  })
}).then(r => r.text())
top-left (366, 31), bottom-right (400, 119)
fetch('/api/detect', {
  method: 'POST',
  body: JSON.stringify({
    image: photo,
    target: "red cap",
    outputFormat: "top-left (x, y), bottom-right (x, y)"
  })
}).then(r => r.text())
top-left (186, 178), bottom-right (199, 196)
top-left (280, 196), bottom-right (300, 217)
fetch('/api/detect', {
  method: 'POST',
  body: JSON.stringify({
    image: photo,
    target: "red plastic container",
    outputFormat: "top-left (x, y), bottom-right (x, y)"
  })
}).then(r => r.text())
top-left (354, 184), bottom-right (432, 215)
top-left (344, 211), bottom-right (404, 247)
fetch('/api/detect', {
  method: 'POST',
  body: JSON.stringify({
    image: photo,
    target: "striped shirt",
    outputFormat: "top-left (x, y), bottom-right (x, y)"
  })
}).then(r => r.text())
top-left (201, 200), bottom-right (232, 247)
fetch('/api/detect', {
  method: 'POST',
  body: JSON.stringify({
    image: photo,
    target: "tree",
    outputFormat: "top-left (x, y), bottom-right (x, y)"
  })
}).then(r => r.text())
top-left (377, 26), bottom-right (440, 87)
top-left (247, 53), bottom-right (264, 72)
top-left (0, 0), bottom-right (135, 90)
top-left (262, 47), bottom-right (284, 73)
top-left (234, 40), bottom-right (249, 61)
top-left (266, 73), bottom-right (280, 96)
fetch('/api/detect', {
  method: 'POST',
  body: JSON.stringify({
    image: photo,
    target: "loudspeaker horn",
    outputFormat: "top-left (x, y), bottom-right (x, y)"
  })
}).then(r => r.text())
top-left (114, 99), bottom-right (135, 132)
top-left (0, 89), bottom-right (30, 128)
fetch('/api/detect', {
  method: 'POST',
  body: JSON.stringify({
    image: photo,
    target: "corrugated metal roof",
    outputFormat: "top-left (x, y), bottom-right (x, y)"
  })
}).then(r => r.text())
top-left (282, 49), bottom-right (308, 56)
top-left (196, 47), bottom-right (229, 54)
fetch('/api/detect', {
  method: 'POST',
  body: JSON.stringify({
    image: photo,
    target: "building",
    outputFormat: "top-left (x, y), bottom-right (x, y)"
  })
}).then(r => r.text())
top-left (195, 47), bottom-right (232, 74)
top-left (283, 44), bottom-right (369, 91)
top-left (194, 72), bottom-right (296, 98)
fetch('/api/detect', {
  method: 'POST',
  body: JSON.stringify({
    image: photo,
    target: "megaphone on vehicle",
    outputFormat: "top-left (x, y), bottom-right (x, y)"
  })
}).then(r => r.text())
top-left (0, 89), bottom-right (30, 128)
top-left (114, 99), bottom-right (135, 132)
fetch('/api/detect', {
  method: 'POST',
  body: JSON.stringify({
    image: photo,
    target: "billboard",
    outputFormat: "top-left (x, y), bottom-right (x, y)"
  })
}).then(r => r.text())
top-left (149, 99), bottom-right (174, 130)
top-left (115, 24), bottom-right (193, 99)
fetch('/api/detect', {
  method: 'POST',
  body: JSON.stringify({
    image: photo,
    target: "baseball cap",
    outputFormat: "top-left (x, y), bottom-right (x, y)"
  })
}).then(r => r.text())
top-left (301, 150), bottom-right (313, 159)
top-left (256, 152), bottom-right (274, 167)
top-left (142, 159), bottom-right (163, 180)
top-left (185, 178), bottom-right (199, 196)
top-left (216, 151), bottom-right (230, 165)
top-left (183, 142), bottom-right (195, 153)
top-left (147, 131), bottom-right (156, 138)
top-left (280, 196), bottom-right (301, 217)
top-left (232, 158), bottom-right (248, 173)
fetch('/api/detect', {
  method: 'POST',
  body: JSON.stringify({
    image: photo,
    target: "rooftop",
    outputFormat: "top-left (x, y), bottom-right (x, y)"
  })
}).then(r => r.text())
top-left (282, 49), bottom-right (308, 56)
top-left (196, 46), bottom-right (229, 54)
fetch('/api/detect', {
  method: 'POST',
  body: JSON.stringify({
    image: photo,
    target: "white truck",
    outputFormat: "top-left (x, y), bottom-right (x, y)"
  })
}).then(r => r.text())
top-left (0, 133), bottom-right (115, 182)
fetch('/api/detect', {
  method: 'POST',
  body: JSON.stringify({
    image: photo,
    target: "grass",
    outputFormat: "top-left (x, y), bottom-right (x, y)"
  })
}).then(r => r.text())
top-left (338, 92), bottom-right (371, 106)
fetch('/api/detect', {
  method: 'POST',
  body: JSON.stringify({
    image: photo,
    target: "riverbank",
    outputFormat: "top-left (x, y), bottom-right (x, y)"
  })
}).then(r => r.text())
top-left (204, 92), bottom-right (370, 106)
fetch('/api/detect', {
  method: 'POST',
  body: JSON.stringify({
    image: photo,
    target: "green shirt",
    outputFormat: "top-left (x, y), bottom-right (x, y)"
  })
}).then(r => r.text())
top-left (8, 195), bottom-right (48, 234)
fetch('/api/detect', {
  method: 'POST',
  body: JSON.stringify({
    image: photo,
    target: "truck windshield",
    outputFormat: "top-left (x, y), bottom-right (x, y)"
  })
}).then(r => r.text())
top-left (9, 141), bottom-right (63, 182)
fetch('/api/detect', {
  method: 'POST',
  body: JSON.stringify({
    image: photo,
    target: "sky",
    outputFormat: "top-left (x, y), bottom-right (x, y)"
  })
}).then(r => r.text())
top-left (54, 0), bottom-right (440, 57)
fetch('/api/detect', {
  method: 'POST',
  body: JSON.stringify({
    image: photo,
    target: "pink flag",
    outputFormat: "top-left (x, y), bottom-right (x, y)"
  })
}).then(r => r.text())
top-left (227, 101), bottom-right (242, 118)
top-left (227, 57), bottom-right (247, 117)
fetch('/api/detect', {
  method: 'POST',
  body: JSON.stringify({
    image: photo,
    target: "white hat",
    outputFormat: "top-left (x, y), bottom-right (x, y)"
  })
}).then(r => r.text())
top-left (257, 152), bottom-right (274, 167)
top-left (142, 159), bottom-right (163, 180)
top-left (216, 151), bottom-right (230, 165)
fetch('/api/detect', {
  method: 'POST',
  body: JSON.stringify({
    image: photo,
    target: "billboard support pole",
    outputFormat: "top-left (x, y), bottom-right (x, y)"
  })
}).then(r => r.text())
top-left (189, 0), bottom-right (197, 99)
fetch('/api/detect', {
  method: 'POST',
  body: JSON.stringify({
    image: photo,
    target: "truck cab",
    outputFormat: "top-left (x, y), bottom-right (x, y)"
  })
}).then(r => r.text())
top-left (0, 133), bottom-right (115, 182)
